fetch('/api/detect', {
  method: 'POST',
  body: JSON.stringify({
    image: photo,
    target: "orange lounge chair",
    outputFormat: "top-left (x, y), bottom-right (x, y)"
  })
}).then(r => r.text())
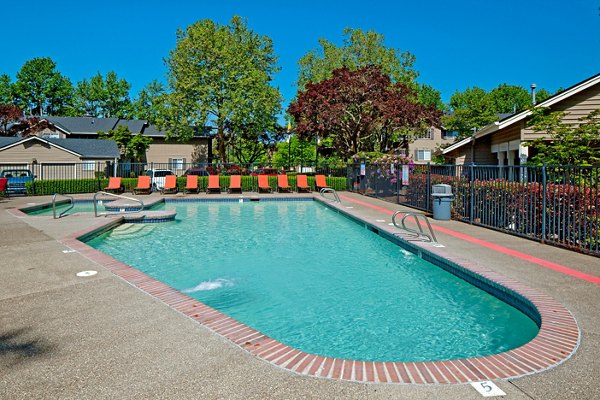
top-left (277, 174), bottom-right (291, 193)
top-left (315, 175), bottom-right (330, 191)
top-left (161, 175), bottom-right (178, 194)
top-left (133, 175), bottom-right (152, 195)
top-left (228, 175), bottom-right (242, 194)
top-left (296, 174), bottom-right (311, 193)
top-left (257, 175), bottom-right (272, 193)
top-left (103, 177), bottom-right (124, 193)
top-left (206, 175), bottom-right (221, 194)
top-left (184, 175), bottom-right (199, 194)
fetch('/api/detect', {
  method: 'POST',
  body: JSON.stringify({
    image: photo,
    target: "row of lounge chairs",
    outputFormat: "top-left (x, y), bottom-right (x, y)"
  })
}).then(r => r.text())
top-left (104, 174), bottom-right (331, 195)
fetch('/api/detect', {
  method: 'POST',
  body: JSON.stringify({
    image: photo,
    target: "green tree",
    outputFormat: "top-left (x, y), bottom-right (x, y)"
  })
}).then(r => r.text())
top-left (524, 107), bottom-right (600, 166)
top-left (13, 57), bottom-right (73, 115)
top-left (99, 125), bottom-right (152, 161)
top-left (164, 16), bottom-right (282, 162)
top-left (131, 80), bottom-right (168, 121)
top-left (443, 87), bottom-right (497, 139)
top-left (271, 135), bottom-right (316, 167)
top-left (0, 74), bottom-right (13, 104)
top-left (297, 27), bottom-right (418, 90)
top-left (489, 84), bottom-right (532, 114)
top-left (71, 71), bottom-right (131, 117)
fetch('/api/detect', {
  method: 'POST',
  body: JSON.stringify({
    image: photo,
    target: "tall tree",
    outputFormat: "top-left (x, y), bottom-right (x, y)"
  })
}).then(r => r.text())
top-left (443, 87), bottom-right (497, 139)
top-left (297, 28), bottom-right (418, 90)
top-left (0, 74), bottom-right (13, 104)
top-left (165, 16), bottom-right (282, 162)
top-left (131, 80), bottom-right (167, 121)
top-left (288, 66), bottom-right (440, 159)
top-left (71, 71), bottom-right (131, 117)
top-left (489, 84), bottom-right (532, 114)
top-left (13, 57), bottom-right (73, 116)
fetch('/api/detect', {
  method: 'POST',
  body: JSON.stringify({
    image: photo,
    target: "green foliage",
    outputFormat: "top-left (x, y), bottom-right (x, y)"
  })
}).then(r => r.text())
top-left (70, 71), bottom-right (131, 117)
top-left (131, 80), bottom-right (167, 121)
top-left (99, 125), bottom-right (152, 161)
top-left (297, 27), bottom-right (418, 89)
top-left (13, 57), bottom-right (73, 116)
top-left (0, 74), bottom-right (13, 104)
top-left (164, 16), bottom-right (282, 162)
top-left (271, 135), bottom-right (316, 167)
top-left (524, 108), bottom-right (600, 166)
top-left (443, 84), bottom-right (556, 140)
top-left (443, 87), bottom-right (497, 139)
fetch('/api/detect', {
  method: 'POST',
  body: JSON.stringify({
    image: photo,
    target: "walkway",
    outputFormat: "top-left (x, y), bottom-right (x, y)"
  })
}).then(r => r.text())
top-left (0, 192), bottom-right (598, 399)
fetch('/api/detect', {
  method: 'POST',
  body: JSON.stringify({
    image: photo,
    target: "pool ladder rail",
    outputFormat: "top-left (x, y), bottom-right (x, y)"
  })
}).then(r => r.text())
top-left (52, 193), bottom-right (75, 219)
top-left (93, 191), bottom-right (144, 217)
top-left (319, 187), bottom-right (341, 203)
top-left (392, 211), bottom-right (441, 245)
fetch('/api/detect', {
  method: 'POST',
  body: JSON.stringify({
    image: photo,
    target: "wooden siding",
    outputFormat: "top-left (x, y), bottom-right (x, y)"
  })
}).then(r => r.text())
top-left (410, 127), bottom-right (455, 164)
top-left (145, 138), bottom-right (210, 171)
top-left (0, 141), bottom-right (80, 163)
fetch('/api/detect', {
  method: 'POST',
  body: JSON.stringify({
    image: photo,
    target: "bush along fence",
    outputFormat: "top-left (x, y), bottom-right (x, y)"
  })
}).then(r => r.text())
top-left (348, 163), bottom-right (600, 257)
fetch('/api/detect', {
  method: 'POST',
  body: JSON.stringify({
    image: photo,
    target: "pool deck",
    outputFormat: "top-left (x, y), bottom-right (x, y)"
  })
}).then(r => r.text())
top-left (1, 191), bottom-right (599, 399)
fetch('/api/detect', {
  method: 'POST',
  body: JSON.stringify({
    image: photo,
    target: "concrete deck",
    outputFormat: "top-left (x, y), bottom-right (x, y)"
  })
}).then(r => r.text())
top-left (1, 192), bottom-right (598, 399)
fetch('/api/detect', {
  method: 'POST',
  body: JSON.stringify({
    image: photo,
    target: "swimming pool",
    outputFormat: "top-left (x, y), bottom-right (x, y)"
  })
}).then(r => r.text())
top-left (86, 200), bottom-right (538, 362)
top-left (25, 200), bottom-right (161, 216)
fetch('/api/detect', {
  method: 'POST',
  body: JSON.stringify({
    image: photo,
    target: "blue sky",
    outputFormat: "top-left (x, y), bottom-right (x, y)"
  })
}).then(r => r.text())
top-left (1, 0), bottom-right (598, 112)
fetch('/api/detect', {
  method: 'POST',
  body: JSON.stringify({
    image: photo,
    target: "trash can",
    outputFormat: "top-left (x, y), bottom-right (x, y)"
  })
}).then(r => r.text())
top-left (431, 184), bottom-right (453, 220)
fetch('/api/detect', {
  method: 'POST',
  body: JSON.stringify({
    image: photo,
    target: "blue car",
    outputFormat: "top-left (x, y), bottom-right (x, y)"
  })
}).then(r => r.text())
top-left (0, 169), bottom-right (34, 194)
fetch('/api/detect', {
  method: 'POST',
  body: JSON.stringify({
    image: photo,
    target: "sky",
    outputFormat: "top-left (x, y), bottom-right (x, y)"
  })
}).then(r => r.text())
top-left (1, 0), bottom-right (599, 114)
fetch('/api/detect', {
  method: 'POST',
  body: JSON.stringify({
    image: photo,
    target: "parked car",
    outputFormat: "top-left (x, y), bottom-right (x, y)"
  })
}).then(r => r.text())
top-left (0, 169), bottom-right (34, 194)
top-left (144, 169), bottom-right (174, 191)
top-left (251, 168), bottom-right (280, 176)
top-left (183, 167), bottom-right (210, 176)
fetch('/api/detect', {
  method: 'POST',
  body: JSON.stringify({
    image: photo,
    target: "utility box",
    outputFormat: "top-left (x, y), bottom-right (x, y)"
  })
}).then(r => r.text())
top-left (432, 184), bottom-right (453, 220)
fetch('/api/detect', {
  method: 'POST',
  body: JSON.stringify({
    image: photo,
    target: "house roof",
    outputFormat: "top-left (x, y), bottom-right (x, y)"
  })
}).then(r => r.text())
top-left (443, 72), bottom-right (600, 155)
top-left (45, 116), bottom-right (123, 134)
top-left (0, 136), bottom-right (119, 158)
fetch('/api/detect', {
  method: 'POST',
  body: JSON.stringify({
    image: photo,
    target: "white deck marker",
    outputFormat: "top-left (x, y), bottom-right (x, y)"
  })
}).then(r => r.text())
top-left (375, 219), bottom-right (386, 222)
top-left (76, 270), bottom-right (98, 277)
top-left (62, 249), bottom-right (77, 253)
top-left (470, 381), bottom-right (506, 397)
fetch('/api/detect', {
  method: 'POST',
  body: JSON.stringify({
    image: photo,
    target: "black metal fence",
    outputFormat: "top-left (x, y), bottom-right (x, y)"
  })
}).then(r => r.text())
top-left (348, 163), bottom-right (600, 257)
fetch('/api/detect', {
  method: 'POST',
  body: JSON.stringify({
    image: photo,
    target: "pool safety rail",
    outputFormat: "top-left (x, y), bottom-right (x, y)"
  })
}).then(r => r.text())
top-left (52, 193), bottom-right (74, 219)
top-left (93, 191), bottom-right (144, 217)
top-left (392, 211), bottom-right (438, 243)
top-left (320, 187), bottom-right (341, 203)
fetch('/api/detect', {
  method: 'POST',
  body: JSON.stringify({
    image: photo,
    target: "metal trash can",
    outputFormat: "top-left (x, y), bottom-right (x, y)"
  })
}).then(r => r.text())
top-left (431, 184), bottom-right (453, 220)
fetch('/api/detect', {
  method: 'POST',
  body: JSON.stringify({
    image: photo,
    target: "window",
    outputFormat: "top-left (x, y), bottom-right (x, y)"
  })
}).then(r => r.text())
top-left (169, 158), bottom-right (185, 171)
top-left (41, 133), bottom-right (60, 139)
top-left (82, 160), bottom-right (95, 171)
top-left (415, 149), bottom-right (432, 161)
top-left (442, 129), bottom-right (459, 139)
top-left (416, 128), bottom-right (434, 140)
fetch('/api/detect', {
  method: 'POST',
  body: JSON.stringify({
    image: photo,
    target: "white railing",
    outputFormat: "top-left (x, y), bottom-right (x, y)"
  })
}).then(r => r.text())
top-left (93, 191), bottom-right (144, 217)
top-left (319, 187), bottom-right (341, 203)
top-left (52, 193), bottom-right (75, 219)
top-left (392, 211), bottom-right (438, 243)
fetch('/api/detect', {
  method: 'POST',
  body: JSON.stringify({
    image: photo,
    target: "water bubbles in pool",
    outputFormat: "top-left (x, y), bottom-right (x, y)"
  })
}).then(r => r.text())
top-left (183, 278), bottom-right (234, 293)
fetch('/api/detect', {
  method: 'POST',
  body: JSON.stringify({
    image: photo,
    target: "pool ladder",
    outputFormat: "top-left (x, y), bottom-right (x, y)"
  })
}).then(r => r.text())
top-left (392, 211), bottom-right (438, 244)
top-left (320, 188), bottom-right (341, 203)
top-left (52, 193), bottom-right (75, 219)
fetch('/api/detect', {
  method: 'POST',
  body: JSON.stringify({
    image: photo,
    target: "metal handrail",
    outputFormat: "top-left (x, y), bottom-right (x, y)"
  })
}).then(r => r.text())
top-left (392, 211), bottom-right (438, 243)
top-left (52, 193), bottom-right (75, 219)
top-left (320, 187), bottom-right (341, 203)
top-left (93, 191), bottom-right (144, 217)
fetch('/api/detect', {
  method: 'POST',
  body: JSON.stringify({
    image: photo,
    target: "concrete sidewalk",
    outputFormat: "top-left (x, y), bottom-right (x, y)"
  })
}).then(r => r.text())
top-left (0, 193), bottom-right (598, 399)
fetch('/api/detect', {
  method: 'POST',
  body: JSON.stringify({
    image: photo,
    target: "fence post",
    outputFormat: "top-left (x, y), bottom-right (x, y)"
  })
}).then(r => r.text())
top-left (426, 163), bottom-right (431, 212)
top-left (396, 163), bottom-right (400, 204)
top-left (469, 163), bottom-right (475, 224)
top-left (541, 163), bottom-right (547, 243)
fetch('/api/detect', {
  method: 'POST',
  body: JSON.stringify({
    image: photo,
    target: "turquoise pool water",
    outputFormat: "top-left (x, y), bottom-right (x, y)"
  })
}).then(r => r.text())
top-left (86, 201), bottom-right (538, 362)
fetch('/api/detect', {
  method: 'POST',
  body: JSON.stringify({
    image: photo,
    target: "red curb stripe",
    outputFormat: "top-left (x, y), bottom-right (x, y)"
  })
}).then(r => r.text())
top-left (340, 194), bottom-right (600, 286)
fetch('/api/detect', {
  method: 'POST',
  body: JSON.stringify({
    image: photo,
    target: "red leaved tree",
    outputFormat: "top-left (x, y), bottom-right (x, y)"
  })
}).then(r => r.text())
top-left (0, 104), bottom-right (23, 136)
top-left (288, 66), bottom-right (440, 159)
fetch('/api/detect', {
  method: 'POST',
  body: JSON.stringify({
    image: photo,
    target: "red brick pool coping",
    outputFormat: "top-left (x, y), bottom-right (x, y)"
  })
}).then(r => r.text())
top-left (49, 209), bottom-right (580, 385)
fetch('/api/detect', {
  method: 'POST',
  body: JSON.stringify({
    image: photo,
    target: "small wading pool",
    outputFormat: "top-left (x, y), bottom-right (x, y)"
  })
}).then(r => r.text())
top-left (85, 200), bottom-right (539, 362)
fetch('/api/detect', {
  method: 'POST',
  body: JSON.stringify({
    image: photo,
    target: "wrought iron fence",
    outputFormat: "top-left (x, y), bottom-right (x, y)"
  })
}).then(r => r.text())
top-left (348, 163), bottom-right (600, 257)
